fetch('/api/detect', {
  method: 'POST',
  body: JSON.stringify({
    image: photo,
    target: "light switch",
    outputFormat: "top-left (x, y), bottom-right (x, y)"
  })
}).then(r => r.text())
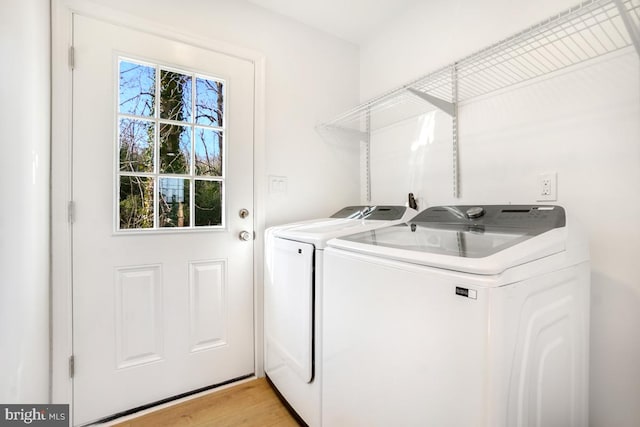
top-left (269, 175), bottom-right (288, 194)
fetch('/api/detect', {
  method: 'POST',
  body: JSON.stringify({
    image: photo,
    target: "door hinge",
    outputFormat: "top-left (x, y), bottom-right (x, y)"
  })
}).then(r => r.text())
top-left (69, 355), bottom-right (75, 378)
top-left (69, 46), bottom-right (75, 70)
top-left (68, 201), bottom-right (75, 224)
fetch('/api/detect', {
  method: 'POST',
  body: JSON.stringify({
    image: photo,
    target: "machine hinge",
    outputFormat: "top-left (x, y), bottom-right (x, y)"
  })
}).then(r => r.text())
top-left (69, 355), bottom-right (75, 378)
top-left (69, 46), bottom-right (75, 70)
top-left (68, 201), bottom-right (75, 224)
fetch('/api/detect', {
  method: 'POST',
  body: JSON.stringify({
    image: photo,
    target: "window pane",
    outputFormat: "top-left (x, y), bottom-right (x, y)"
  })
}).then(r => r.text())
top-left (117, 58), bottom-right (230, 232)
top-left (195, 78), bottom-right (224, 126)
top-left (195, 180), bottom-right (222, 226)
top-left (119, 176), bottom-right (154, 229)
top-left (160, 70), bottom-right (192, 122)
top-left (119, 61), bottom-right (155, 117)
top-left (119, 119), bottom-right (154, 172)
top-left (159, 178), bottom-right (190, 228)
top-left (159, 124), bottom-right (191, 174)
top-left (195, 128), bottom-right (223, 176)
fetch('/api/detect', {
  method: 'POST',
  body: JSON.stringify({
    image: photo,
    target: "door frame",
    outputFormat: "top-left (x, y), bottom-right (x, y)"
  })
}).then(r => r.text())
top-left (51, 0), bottom-right (267, 414)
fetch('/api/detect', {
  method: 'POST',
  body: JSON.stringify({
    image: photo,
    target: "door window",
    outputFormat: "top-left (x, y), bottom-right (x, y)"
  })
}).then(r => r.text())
top-left (117, 58), bottom-right (226, 230)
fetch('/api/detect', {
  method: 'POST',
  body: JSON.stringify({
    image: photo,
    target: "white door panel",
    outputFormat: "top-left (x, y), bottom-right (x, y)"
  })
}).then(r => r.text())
top-left (72, 14), bottom-right (254, 425)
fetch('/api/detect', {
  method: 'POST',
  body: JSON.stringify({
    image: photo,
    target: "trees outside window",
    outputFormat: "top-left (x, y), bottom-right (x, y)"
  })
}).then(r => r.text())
top-left (117, 59), bottom-right (225, 230)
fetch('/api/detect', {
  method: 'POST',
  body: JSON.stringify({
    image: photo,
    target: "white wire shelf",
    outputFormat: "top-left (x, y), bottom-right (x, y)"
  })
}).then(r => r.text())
top-left (457, 0), bottom-right (639, 101)
top-left (318, 0), bottom-right (640, 134)
top-left (317, 64), bottom-right (454, 136)
top-left (317, 0), bottom-right (640, 200)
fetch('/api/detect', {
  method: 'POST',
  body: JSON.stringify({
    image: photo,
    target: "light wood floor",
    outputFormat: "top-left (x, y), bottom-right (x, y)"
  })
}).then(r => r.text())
top-left (112, 378), bottom-right (300, 427)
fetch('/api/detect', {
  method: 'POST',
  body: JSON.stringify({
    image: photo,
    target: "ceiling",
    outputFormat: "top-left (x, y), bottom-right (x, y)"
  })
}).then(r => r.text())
top-left (246, 0), bottom-right (420, 45)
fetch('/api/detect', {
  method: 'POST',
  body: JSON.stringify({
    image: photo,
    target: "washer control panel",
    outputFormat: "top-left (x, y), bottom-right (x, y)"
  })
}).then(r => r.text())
top-left (413, 205), bottom-right (565, 231)
top-left (465, 207), bottom-right (485, 219)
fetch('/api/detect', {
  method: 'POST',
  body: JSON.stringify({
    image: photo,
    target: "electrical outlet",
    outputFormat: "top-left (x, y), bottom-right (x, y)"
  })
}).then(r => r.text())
top-left (541, 178), bottom-right (552, 196)
top-left (537, 172), bottom-right (557, 201)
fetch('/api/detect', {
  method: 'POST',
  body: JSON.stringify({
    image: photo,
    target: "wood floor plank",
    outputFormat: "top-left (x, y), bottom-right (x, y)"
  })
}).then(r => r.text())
top-left (112, 378), bottom-right (300, 427)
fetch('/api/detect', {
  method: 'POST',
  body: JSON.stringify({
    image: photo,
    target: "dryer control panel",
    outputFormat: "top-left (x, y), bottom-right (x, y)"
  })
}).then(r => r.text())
top-left (331, 205), bottom-right (410, 221)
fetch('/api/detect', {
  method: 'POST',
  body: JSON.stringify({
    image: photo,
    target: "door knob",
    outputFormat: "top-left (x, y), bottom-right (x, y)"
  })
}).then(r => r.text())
top-left (239, 231), bottom-right (252, 241)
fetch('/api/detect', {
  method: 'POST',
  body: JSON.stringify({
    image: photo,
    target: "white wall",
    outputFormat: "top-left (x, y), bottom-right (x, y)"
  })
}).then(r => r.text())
top-left (0, 0), bottom-right (51, 403)
top-left (87, 0), bottom-right (361, 226)
top-left (361, 2), bottom-right (640, 426)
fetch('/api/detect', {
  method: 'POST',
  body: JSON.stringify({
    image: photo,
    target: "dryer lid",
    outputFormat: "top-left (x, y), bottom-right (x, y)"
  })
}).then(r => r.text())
top-left (275, 205), bottom-right (417, 248)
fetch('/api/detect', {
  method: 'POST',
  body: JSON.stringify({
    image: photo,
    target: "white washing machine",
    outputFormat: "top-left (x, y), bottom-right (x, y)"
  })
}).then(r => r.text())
top-left (264, 205), bottom-right (417, 427)
top-left (322, 205), bottom-right (590, 427)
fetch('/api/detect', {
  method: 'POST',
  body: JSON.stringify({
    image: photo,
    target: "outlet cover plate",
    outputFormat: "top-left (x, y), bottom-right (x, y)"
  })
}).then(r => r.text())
top-left (537, 172), bottom-right (557, 201)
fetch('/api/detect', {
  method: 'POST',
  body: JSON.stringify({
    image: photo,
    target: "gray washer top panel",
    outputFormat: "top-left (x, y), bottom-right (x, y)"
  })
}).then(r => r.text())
top-left (413, 205), bottom-right (565, 232)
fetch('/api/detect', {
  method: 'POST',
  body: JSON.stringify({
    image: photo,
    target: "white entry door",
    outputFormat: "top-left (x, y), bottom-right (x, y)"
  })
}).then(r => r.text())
top-left (71, 14), bottom-right (255, 425)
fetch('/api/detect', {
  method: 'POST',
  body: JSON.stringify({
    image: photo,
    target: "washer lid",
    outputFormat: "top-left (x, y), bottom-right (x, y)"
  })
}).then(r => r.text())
top-left (328, 205), bottom-right (568, 274)
top-left (341, 224), bottom-right (535, 258)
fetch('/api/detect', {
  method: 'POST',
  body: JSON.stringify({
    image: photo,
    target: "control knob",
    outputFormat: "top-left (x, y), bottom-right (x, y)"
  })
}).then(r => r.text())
top-left (466, 206), bottom-right (485, 219)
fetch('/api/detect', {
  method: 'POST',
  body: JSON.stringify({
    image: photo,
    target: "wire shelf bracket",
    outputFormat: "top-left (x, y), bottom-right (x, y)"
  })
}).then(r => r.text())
top-left (405, 87), bottom-right (456, 117)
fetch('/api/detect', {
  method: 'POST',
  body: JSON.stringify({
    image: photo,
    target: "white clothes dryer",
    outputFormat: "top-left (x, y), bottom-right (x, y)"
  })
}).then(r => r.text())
top-left (264, 205), bottom-right (417, 427)
top-left (322, 205), bottom-right (590, 427)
